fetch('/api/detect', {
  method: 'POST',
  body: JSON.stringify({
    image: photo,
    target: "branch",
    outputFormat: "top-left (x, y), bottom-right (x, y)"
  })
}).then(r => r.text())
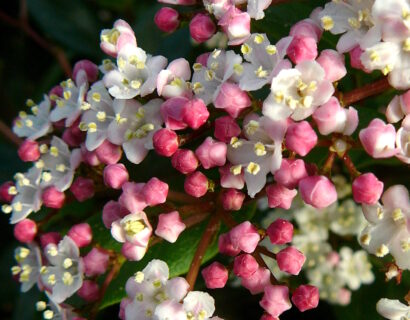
top-left (341, 77), bottom-right (391, 106)
top-left (340, 152), bottom-right (361, 178)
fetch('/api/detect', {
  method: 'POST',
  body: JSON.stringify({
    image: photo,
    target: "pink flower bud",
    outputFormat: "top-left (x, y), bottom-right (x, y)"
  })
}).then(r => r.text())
top-left (119, 182), bottom-right (147, 213)
top-left (291, 285), bottom-right (319, 312)
top-left (260, 314), bottom-right (278, 320)
top-left (13, 219), bottom-right (37, 243)
top-left (68, 223), bottom-right (92, 248)
top-left (18, 140), bottom-right (40, 162)
top-left (214, 82), bottom-right (251, 118)
top-left (276, 246), bottom-right (306, 275)
top-left (78, 280), bottom-right (99, 302)
top-left (161, 97), bottom-right (189, 130)
top-left (201, 262), bottom-right (229, 289)
top-left (266, 184), bottom-right (297, 210)
top-left (155, 211), bottom-right (186, 243)
top-left (0, 181), bottom-right (15, 202)
top-left (49, 85), bottom-right (63, 101)
top-left (219, 164), bottom-right (245, 189)
top-left (184, 171), bottom-right (208, 198)
top-left (73, 60), bottom-right (99, 83)
top-left (299, 175), bottom-right (337, 208)
top-left (83, 248), bottom-right (110, 277)
top-left (349, 45), bottom-right (368, 71)
top-left (229, 221), bottom-right (260, 254)
top-left (154, 7), bottom-right (180, 33)
top-left (266, 219), bottom-right (294, 245)
top-left (290, 19), bottom-right (322, 42)
top-left (214, 116), bottom-right (241, 143)
top-left (103, 164), bottom-right (129, 189)
top-left (95, 140), bottom-right (122, 165)
top-left (182, 98), bottom-right (209, 129)
top-left (39, 232), bottom-right (61, 248)
top-left (121, 242), bottom-right (147, 261)
top-left (218, 7), bottom-right (251, 45)
top-left (234, 254), bottom-right (259, 278)
top-left (158, 0), bottom-right (197, 4)
top-left (218, 233), bottom-right (240, 256)
top-left (189, 13), bottom-right (216, 43)
top-left (241, 267), bottom-right (271, 295)
top-left (102, 200), bottom-right (129, 229)
top-left (260, 285), bottom-right (292, 317)
top-left (286, 36), bottom-right (318, 64)
top-left (196, 52), bottom-right (210, 66)
top-left (274, 159), bottom-right (308, 189)
top-left (337, 288), bottom-right (351, 305)
top-left (316, 49), bottom-right (347, 82)
top-left (195, 137), bottom-right (227, 169)
top-left (359, 119), bottom-right (398, 158)
top-left (153, 128), bottom-right (179, 157)
top-left (221, 188), bottom-right (245, 211)
top-left (62, 127), bottom-right (85, 147)
top-left (81, 145), bottom-right (101, 166)
top-left (142, 177), bottom-right (169, 206)
top-left (352, 173), bottom-right (384, 204)
top-left (285, 121), bottom-right (317, 156)
top-left (171, 149), bottom-right (198, 174)
top-left (70, 177), bottom-right (95, 202)
top-left (42, 186), bottom-right (65, 209)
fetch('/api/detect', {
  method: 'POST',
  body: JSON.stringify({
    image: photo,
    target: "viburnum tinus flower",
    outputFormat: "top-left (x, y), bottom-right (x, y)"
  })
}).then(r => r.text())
top-left (156, 58), bottom-right (192, 99)
top-left (376, 298), bottom-right (410, 320)
top-left (41, 236), bottom-right (84, 303)
top-left (12, 244), bottom-right (42, 292)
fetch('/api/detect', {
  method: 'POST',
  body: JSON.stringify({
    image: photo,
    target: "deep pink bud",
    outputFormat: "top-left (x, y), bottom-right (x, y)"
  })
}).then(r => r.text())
top-left (68, 223), bottom-right (92, 248)
top-left (290, 19), bottom-right (322, 42)
top-left (142, 177), bottom-right (169, 206)
top-left (266, 219), bottom-right (294, 245)
top-left (171, 149), bottom-right (198, 174)
top-left (233, 254), bottom-right (259, 278)
top-left (349, 45), bottom-right (369, 72)
top-left (291, 285), bottom-right (319, 312)
top-left (195, 137), bottom-right (227, 169)
top-left (287, 36), bottom-right (318, 64)
top-left (274, 158), bottom-right (308, 189)
top-left (95, 140), bottom-right (122, 164)
top-left (316, 49), bottom-right (347, 82)
top-left (42, 186), bottom-right (65, 209)
top-left (13, 219), bottom-right (37, 243)
top-left (241, 267), bottom-right (271, 295)
top-left (221, 188), bottom-right (245, 211)
top-left (154, 7), bottom-right (180, 33)
top-left (266, 184), bottom-right (297, 210)
top-left (260, 285), bottom-right (291, 317)
top-left (184, 171), bottom-right (208, 198)
top-left (70, 177), bottom-right (95, 202)
top-left (218, 233), bottom-right (240, 256)
top-left (182, 98), bottom-right (209, 129)
top-left (153, 128), bottom-right (179, 157)
top-left (103, 164), bottom-right (129, 189)
top-left (83, 248), bottom-right (110, 277)
top-left (0, 181), bottom-right (15, 202)
top-left (39, 232), bottom-right (61, 248)
top-left (155, 211), bottom-right (186, 243)
top-left (229, 221), bottom-right (260, 253)
top-left (285, 121), bottom-right (317, 156)
top-left (102, 200), bottom-right (129, 229)
top-left (18, 140), bottom-right (40, 162)
top-left (201, 262), bottom-right (229, 289)
top-left (62, 127), bottom-right (85, 147)
top-left (276, 246), bottom-right (306, 275)
top-left (214, 82), bottom-right (251, 118)
top-left (352, 173), bottom-right (384, 205)
top-left (359, 119), bottom-right (398, 158)
top-left (299, 175), bottom-right (337, 208)
top-left (78, 280), bottom-right (99, 302)
top-left (214, 116), bottom-right (241, 143)
top-left (73, 60), bottom-right (99, 83)
top-left (189, 13), bottom-right (216, 43)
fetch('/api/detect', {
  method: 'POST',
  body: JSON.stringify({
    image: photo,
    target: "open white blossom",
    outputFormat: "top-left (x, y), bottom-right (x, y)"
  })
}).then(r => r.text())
top-left (376, 298), bottom-right (410, 320)
top-left (12, 244), bottom-right (42, 292)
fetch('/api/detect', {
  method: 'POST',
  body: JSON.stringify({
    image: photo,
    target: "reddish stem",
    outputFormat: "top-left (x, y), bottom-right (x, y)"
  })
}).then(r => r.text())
top-left (340, 152), bottom-right (361, 178)
top-left (342, 77), bottom-right (391, 106)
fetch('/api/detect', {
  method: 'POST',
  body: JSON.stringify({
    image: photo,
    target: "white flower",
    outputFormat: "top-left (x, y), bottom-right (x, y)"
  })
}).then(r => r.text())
top-left (41, 236), bottom-right (84, 303)
top-left (262, 61), bottom-right (334, 121)
top-left (328, 199), bottom-right (367, 236)
top-left (360, 185), bottom-right (410, 270)
top-left (13, 96), bottom-right (52, 140)
top-left (156, 58), bottom-right (192, 99)
top-left (39, 292), bottom-right (79, 320)
top-left (111, 212), bottom-right (152, 247)
top-left (396, 125), bottom-right (410, 164)
top-left (238, 33), bottom-right (292, 91)
top-left (103, 44), bottom-right (167, 99)
top-left (293, 203), bottom-right (331, 241)
top-left (11, 244), bottom-right (42, 292)
top-left (376, 298), bottom-right (410, 320)
top-left (337, 247), bottom-right (374, 290)
top-left (154, 300), bottom-right (187, 320)
top-left (183, 291), bottom-right (216, 320)
top-left (247, 0), bottom-right (272, 20)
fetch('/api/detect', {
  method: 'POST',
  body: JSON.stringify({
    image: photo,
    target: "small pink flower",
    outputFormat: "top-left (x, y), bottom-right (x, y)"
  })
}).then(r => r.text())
top-left (153, 128), bottom-right (179, 157)
top-left (201, 262), bottom-right (229, 289)
top-left (274, 158), bottom-right (308, 189)
top-left (171, 149), bottom-right (198, 174)
top-left (221, 188), bottom-right (245, 211)
top-left (154, 7), bottom-right (180, 33)
top-left (95, 140), bottom-right (122, 165)
top-left (18, 140), bottom-right (40, 162)
top-left (111, 212), bottom-right (152, 247)
top-left (241, 267), bottom-right (271, 295)
top-left (42, 186), bottom-right (65, 209)
top-left (155, 211), bottom-right (186, 243)
top-left (103, 164), bottom-right (129, 189)
top-left (229, 221), bottom-right (260, 254)
top-left (214, 116), bottom-right (241, 143)
top-left (299, 175), bottom-right (337, 208)
top-left (183, 98), bottom-right (209, 130)
top-left (233, 254), bottom-right (259, 278)
top-left (291, 285), bottom-right (319, 312)
top-left (266, 219), bottom-right (294, 245)
top-left (78, 280), bottom-right (100, 302)
top-left (83, 248), bottom-right (110, 277)
top-left (285, 121), bottom-right (317, 156)
top-left (68, 223), bottom-right (93, 248)
top-left (218, 7), bottom-right (251, 45)
top-left (359, 119), bottom-right (398, 158)
top-left (260, 285), bottom-right (291, 317)
top-left (276, 246), bottom-right (306, 275)
top-left (70, 177), bottom-right (95, 202)
top-left (266, 184), bottom-right (297, 210)
top-left (100, 19), bottom-right (136, 58)
top-left (287, 36), bottom-right (318, 65)
top-left (73, 60), bottom-right (98, 83)
top-left (184, 171), bottom-right (208, 198)
top-left (13, 219), bottom-right (37, 243)
top-left (195, 137), bottom-right (227, 169)
top-left (142, 177), bottom-right (169, 206)
top-left (189, 13), bottom-right (216, 43)
top-left (214, 83), bottom-right (251, 118)
top-left (352, 173), bottom-right (384, 205)
top-left (316, 50), bottom-right (347, 82)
